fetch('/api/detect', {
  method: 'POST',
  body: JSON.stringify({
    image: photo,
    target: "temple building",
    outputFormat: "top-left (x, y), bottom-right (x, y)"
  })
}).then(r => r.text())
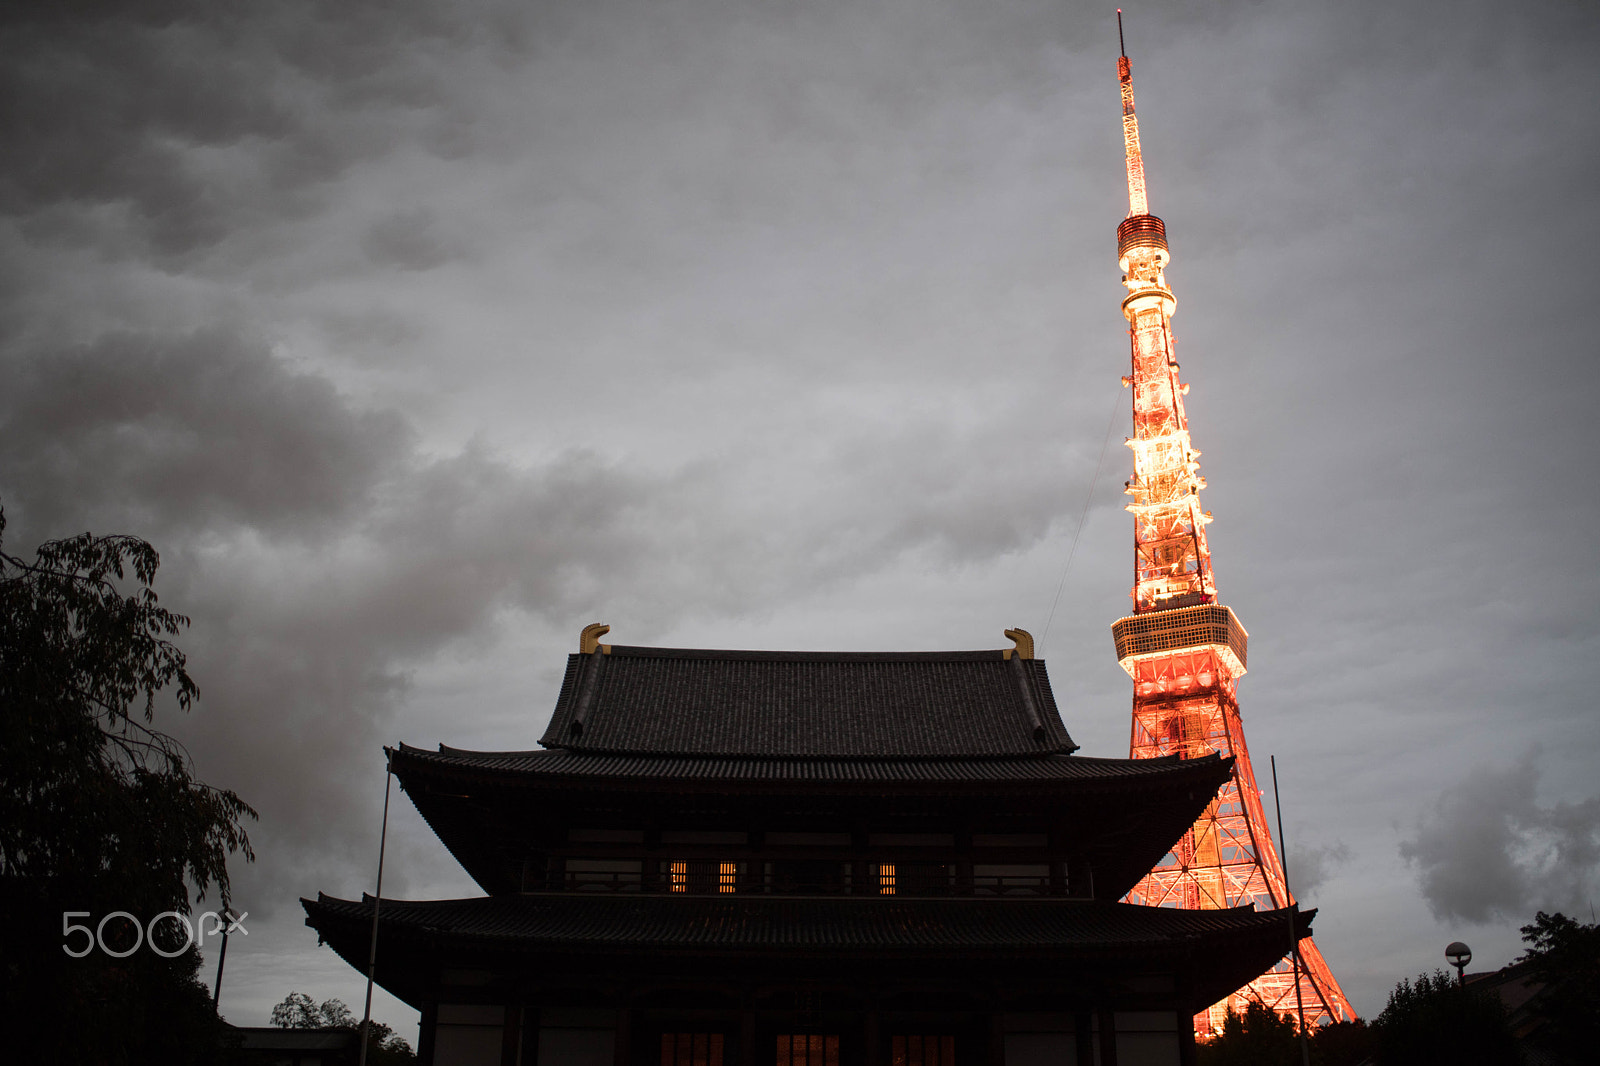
top-left (304, 627), bottom-right (1311, 1066)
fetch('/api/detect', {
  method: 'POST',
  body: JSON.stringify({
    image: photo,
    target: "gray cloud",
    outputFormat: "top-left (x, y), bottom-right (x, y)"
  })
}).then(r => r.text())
top-left (0, 0), bottom-right (472, 264)
top-left (1288, 841), bottom-right (1352, 901)
top-left (0, 329), bottom-right (411, 540)
top-left (361, 208), bottom-right (459, 271)
top-left (1400, 753), bottom-right (1600, 925)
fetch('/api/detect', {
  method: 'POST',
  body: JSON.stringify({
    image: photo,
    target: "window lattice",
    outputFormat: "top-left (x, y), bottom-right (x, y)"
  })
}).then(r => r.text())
top-left (776, 1035), bottom-right (838, 1066)
top-left (892, 1035), bottom-right (955, 1066)
top-left (661, 1033), bottom-right (724, 1066)
top-left (668, 860), bottom-right (739, 894)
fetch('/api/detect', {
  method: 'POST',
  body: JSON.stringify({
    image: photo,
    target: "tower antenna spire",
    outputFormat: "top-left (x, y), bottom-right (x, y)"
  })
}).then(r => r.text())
top-left (1116, 13), bottom-right (1148, 217)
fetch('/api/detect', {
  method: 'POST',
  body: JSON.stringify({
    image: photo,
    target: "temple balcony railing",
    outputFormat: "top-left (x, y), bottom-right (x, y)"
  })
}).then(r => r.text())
top-left (556, 861), bottom-right (1060, 897)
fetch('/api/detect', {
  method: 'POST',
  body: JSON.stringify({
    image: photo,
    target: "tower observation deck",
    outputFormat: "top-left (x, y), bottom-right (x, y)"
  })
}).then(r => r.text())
top-left (1106, 14), bottom-right (1356, 1036)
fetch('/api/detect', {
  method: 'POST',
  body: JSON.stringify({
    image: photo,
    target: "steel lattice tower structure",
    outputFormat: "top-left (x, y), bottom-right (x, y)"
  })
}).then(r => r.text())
top-left (1105, 17), bottom-right (1357, 1035)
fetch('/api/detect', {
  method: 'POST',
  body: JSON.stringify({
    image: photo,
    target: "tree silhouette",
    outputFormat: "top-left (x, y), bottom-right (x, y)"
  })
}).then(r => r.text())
top-left (1517, 911), bottom-right (1600, 1062)
top-left (0, 507), bottom-right (255, 1063)
top-left (270, 991), bottom-right (416, 1063)
top-left (1372, 969), bottom-right (1516, 1065)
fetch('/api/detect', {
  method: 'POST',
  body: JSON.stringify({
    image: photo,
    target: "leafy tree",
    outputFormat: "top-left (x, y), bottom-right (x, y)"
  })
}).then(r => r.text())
top-left (1198, 1003), bottom-right (1375, 1066)
top-left (0, 508), bottom-right (256, 1063)
top-left (271, 991), bottom-right (357, 1029)
top-left (1371, 968), bottom-right (1516, 1065)
top-left (1306, 1019), bottom-right (1373, 1066)
top-left (1197, 1000), bottom-right (1300, 1066)
top-left (271, 991), bottom-right (417, 1064)
top-left (1517, 910), bottom-right (1600, 1062)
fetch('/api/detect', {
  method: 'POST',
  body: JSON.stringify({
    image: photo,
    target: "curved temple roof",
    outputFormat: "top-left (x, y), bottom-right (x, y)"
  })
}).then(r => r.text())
top-left (304, 891), bottom-right (1314, 1011)
top-left (394, 744), bottom-right (1216, 784)
top-left (537, 645), bottom-right (1076, 758)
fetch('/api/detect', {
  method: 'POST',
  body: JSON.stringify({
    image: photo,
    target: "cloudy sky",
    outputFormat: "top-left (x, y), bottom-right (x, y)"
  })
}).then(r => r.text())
top-left (4, 0), bottom-right (1598, 1038)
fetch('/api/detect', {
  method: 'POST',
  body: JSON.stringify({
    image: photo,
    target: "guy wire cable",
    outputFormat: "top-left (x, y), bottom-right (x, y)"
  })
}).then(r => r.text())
top-left (1041, 377), bottom-right (1125, 651)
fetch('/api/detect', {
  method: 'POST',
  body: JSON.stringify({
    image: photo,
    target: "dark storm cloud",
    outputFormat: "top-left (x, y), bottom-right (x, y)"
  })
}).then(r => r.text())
top-left (1400, 753), bottom-right (1600, 925)
top-left (0, 329), bottom-right (410, 539)
top-left (0, 0), bottom-right (474, 263)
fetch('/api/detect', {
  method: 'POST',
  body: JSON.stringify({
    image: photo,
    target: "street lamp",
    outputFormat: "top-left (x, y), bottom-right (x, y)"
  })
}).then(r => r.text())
top-left (1445, 941), bottom-right (1472, 986)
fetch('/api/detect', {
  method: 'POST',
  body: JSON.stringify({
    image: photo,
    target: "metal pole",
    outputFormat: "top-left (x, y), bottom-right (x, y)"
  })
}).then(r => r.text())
top-left (1271, 756), bottom-right (1311, 1066)
top-left (211, 913), bottom-right (231, 1014)
top-left (359, 754), bottom-right (394, 1066)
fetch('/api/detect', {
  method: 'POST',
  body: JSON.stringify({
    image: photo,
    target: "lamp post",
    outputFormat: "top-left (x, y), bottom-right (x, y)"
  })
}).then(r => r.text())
top-left (1445, 942), bottom-right (1472, 986)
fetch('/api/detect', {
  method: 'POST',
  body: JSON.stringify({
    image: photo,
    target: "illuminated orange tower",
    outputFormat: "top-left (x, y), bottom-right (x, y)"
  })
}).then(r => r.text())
top-left (1106, 14), bottom-right (1356, 1034)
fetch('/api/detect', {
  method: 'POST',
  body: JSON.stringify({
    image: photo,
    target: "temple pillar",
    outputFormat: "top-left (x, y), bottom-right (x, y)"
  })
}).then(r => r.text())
top-left (614, 1007), bottom-right (633, 1066)
top-left (419, 998), bottom-right (439, 1066)
top-left (1096, 1009), bottom-right (1118, 1066)
top-left (1073, 1010), bottom-right (1094, 1066)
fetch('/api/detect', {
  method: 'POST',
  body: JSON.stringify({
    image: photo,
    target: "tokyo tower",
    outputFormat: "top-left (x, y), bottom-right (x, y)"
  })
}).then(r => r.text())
top-left (1105, 15), bottom-right (1357, 1034)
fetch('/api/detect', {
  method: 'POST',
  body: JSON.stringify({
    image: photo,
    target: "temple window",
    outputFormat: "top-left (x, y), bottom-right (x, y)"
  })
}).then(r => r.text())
top-left (667, 860), bottom-right (743, 893)
top-left (661, 1032), bottom-right (724, 1066)
top-left (776, 1034), bottom-right (838, 1066)
top-left (892, 1035), bottom-right (955, 1066)
top-left (875, 862), bottom-right (956, 895)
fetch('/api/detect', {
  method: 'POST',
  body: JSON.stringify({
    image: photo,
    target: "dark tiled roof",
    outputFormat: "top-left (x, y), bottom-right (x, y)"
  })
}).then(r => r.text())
top-left (536, 646), bottom-right (1075, 757)
top-left (305, 891), bottom-right (1310, 956)
top-left (398, 743), bottom-right (1196, 784)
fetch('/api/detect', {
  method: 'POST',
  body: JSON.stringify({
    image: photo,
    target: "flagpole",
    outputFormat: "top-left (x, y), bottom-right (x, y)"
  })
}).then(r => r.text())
top-left (359, 751), bottom-right (394, 1066)
top-left (1271, 755), bottom-right (1311, 1066)
top-left (211, 910), bottom-right (231, 1013)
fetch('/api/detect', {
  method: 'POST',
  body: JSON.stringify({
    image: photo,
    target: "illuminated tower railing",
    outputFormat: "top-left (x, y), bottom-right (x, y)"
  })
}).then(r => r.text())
top-left (1106, 15), bottom-right (1356, 1035)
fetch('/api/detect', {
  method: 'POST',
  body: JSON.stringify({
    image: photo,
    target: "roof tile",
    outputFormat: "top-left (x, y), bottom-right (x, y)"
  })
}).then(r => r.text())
top-left (538, 647), bottom-right (1076, 757)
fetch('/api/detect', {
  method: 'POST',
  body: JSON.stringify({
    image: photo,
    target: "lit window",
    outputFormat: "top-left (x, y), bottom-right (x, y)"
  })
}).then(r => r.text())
top-left (776, 1034), bottom-right (838, 1066)
top-left (892, 1035), bottom-right (955, 1066)
top-left (668, 860), bottom-right (740, 893)
top-left (878, 863), bottom-right (896, 895)
top-left (661, 1033), bottom-right (724, 1066)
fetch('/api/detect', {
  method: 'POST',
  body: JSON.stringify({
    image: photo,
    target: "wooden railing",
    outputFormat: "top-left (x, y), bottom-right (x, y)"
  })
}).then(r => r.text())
top-left (557, 864), bottom-right (1056, 897)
